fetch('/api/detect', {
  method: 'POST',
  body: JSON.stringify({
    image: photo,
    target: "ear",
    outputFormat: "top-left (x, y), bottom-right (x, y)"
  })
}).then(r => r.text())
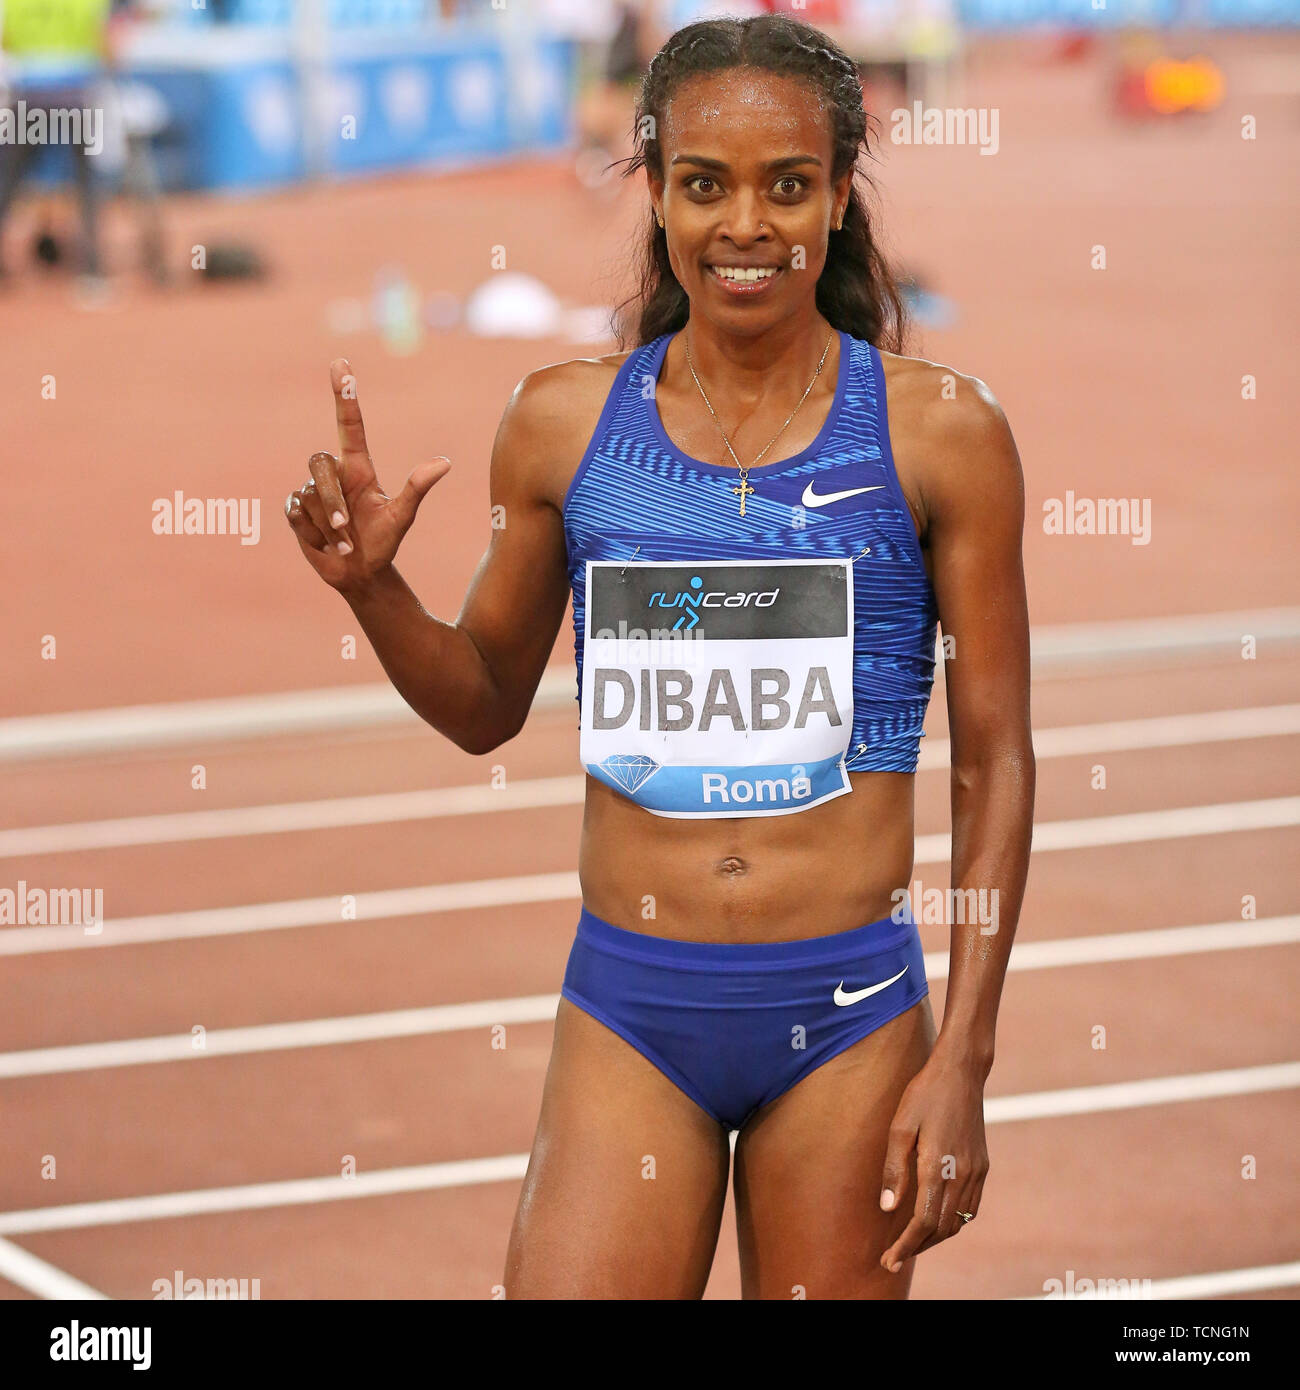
top-left (832, 169), bottom-right (853, 227)
top-left (647, 169), bottom-right (665, 225)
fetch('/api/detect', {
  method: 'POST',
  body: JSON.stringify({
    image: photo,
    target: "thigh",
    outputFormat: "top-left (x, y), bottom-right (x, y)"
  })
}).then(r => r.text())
top-left (504, 997), bottom-right (731, 1299)
top-left (734, 996), bottom-right (937, 1300)
top-left (0, 135), bottom-right (38, 205)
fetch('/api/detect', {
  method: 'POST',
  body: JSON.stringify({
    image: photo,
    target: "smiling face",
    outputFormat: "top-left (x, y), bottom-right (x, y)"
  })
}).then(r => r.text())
top-left (648, 66), bottom-right (852, 336)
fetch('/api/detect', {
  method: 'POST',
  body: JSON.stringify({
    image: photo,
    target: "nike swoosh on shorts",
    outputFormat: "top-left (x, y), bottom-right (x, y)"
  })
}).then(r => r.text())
top-left (833, 965), bottom-right (909, 1006)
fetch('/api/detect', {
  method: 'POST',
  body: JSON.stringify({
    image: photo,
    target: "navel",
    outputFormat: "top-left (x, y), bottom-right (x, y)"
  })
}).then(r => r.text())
top-left (716, 856), bottom-right (749, 876)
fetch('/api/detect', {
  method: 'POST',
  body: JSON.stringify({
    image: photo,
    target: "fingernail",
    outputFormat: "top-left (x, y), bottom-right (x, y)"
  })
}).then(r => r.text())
top-left (881, 1190), bottom-right (894, 1210)
top-left (331, 511), bottom-right (347, 528)
top-left (336, 540), bottom-right (353, 555)
top-left (891, 1262), bottom-right (902, 1274)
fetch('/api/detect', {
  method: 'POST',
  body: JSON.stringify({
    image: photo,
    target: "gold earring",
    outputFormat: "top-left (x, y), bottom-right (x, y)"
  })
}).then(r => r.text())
top-left (657, 213), bottom-right (664, 227)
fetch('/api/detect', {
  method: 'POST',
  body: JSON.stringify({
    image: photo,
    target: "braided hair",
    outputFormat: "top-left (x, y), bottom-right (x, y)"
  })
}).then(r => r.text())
top-left (613, 13), bottom-right (908, 353)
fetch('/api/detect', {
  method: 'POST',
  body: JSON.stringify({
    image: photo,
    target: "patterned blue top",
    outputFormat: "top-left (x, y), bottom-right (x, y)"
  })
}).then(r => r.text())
top-left (562, 328), bottom-right (939, 783)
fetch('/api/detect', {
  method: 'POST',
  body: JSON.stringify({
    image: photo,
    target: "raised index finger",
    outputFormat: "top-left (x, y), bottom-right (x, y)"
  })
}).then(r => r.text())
top-left (330, 357), bottom-right (377, 489)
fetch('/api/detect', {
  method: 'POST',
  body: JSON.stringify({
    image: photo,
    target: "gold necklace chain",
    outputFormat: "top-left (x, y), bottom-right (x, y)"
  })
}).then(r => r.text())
top-left (685, 328), bottom-right (835, 517)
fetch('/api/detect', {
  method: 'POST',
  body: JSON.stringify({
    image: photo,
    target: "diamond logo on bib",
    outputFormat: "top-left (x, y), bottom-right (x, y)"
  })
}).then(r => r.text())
top-left (598, 753), bottom-right (662, 794)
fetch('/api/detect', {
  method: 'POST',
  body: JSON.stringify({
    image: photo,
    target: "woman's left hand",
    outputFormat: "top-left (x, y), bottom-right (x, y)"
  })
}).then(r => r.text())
top-left (878, 1047), bottom-right (990, 1272)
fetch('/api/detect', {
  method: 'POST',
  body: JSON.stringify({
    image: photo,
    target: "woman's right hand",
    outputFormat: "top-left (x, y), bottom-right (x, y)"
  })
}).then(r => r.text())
top-left (285, 357), bottom-right (451, 594)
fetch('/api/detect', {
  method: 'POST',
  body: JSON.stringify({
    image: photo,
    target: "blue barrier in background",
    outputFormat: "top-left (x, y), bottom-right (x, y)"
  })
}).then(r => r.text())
top-left (956, 0), bottom-right (1300, 22)
top-left (86, 27), bottom-right (575, 192)
top-left (224, 0), bottom-right (428, 24)
top-left (957, 0), bottom-right (1175, 24)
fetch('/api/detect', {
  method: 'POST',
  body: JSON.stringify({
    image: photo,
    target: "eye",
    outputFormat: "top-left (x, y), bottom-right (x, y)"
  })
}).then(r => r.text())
top-left (773, 175), bottom-right (806, 198)
top-left (686, 174), bottom-right (719, 195)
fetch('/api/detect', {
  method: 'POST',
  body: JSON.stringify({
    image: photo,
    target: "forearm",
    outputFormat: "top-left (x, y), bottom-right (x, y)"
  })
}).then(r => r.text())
top-left (342, 564), bottom-right (508, 754)
top-left (931, 748), bottom-right (1036, 1076)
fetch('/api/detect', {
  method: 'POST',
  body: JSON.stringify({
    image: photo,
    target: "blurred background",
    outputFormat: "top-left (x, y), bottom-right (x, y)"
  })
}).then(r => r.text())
top-left (1, 0), bottom-right (1297, 1302)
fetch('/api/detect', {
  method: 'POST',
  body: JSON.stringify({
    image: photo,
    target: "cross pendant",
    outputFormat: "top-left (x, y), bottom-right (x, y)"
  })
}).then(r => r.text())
top-left (733, 478), bottom-right (755, 516)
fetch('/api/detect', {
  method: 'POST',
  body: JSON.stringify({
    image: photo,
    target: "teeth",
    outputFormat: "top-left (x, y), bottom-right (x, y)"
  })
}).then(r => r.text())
top-left (713, 266), bottom-right (778, 282)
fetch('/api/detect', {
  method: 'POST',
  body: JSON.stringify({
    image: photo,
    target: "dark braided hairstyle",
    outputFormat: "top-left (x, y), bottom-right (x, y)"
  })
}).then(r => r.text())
top-left (613, 13), bottom-right (908, 353)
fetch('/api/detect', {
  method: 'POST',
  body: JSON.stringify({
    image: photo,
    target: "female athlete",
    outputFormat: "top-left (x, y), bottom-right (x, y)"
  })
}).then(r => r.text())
top-left (285, 14), bottom-right (1034, 1300)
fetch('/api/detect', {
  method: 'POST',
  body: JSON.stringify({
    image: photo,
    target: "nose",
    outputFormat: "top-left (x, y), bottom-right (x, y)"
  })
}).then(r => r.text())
top-left (719, 190), bottom-right (774, 247)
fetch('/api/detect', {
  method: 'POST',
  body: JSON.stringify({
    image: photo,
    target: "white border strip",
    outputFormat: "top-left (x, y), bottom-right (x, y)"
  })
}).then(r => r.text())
top-left (5, 705), bottom-right (1298, 859)
top-left (4, 796), bottom-right (1297, 956)
top-left (0, 1236), bottom-right (107, 1299)
top-left (3, 608), bottom-right (1296, 763)
top-left (1, 916), bottom-right (1295, 1080)
top-left (1, 1062), bottom-right (1293, 1235)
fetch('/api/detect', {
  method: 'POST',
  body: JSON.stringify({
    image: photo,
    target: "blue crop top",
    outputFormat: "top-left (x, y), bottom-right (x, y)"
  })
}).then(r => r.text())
top-left (562, 328), bottom-right (938, 819)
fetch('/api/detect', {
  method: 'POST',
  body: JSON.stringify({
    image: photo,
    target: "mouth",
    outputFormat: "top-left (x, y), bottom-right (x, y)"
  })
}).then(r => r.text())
top-left (707, 265), bottom-right (783, 297)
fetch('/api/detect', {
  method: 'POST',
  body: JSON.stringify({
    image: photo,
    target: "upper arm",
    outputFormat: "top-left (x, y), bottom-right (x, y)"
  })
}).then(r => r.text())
top-left (453, 363), bottom-right (586, 740)
top-left (915, 373), bottom-right (1033, 772)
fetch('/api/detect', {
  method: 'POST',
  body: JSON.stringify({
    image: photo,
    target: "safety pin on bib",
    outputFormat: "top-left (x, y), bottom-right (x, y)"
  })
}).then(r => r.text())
top-left (619, 545), bottom-right (642, 581)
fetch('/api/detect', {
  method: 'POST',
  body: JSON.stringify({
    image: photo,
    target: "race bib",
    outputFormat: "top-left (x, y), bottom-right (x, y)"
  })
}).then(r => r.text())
top-left (580, 559), bottom-right (855, 818)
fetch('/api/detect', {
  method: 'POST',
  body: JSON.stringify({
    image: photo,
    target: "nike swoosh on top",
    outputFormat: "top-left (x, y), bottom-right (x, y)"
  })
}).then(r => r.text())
top-left (802, 481), bottom-right (885, 508)
top-left (832, 965), bottom-right (909, 1006)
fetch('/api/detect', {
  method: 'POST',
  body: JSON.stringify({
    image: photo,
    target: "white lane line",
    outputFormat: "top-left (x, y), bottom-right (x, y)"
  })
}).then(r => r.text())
top-left (3, 607), bottom-right (1297, 762)
top-left (1015, 703), bottom-right (1300, 763)
top-left (0, 1236), bottom-right (108, 1299)
top-left (7, 705), bottom-right (1300, 859)
top-left (1023, 607), bottom-right (1300, 666)
top-left (1120, 1262), bottom-right (1300, 1300)
top-left (0, 1156), bottom-right (533, 1235)
top-left (1, 916), bottom-right (1295, 1080)
top-left (0, 683), bottom-right (422, 764)
top-left (0, 870), bottom-right (582, 955)
top-left (0, 994), bottom-right (563, 1078)
top-left (0, 777), bottom-right (586, 858)
top-left (985, 1062), bottom-right (1300, 1123)
top-left (1025, 1260), bottom-right (1300, 1300)
top-left (1028, 796), bottom-right (1300, 853)
top-left (1003, 915), bottom-right (1300, 970)
top-left (1, 1062), bottom-right (1293, 1235)
top-left (3, 797), bottom-right (1298, 957)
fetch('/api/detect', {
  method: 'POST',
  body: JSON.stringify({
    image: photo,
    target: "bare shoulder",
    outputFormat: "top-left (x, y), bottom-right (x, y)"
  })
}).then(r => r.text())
top-left (494, 349), bottom-right (634, 510)
top-left (877, 349), bottom-right (1014, 454)
top-left (877, 349), bottom-right (1022, 527)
